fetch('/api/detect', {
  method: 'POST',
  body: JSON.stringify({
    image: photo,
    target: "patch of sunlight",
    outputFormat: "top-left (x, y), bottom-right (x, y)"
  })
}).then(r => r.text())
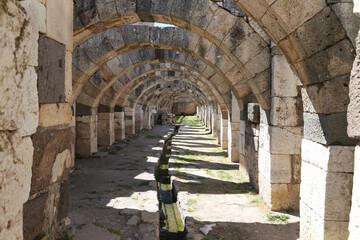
top-left (106, 191), bottom-right (157, 209)
top-left (146, 156), bottom-right (158, 163)
top-left (154, 22), bottom-right (178, 28)
top-left (134, 172), bottom-right (155, 181)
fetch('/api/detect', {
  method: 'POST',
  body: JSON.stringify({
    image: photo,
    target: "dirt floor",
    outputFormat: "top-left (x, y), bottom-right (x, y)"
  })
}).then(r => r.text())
top-left (169, 117), bottom-right (300, 240)
top-left (68, 125), bottom-right (173, 240)
top-left (68, 117), bottom-right (299, 240)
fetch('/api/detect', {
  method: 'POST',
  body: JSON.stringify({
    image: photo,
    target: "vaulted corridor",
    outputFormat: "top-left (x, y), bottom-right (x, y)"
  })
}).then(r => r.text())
top-left (2, 0), bottom-right (360, 239)
top-left (67, 117), bottom-right (300, 240)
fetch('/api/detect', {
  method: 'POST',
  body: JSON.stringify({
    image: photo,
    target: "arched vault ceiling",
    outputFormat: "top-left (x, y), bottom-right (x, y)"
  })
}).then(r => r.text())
top-left (134, 81), bottom-right (209, 108)
top-left (73, 15), bottom-right (272, 108)
top-left (124, 78), bottom-right (210, 108)
top-left (77, 61), bottom-right (225, 109)
top-left (73, 0), bottom-right (357, 112)
top-left (74, 48), bottom-right (234, 109)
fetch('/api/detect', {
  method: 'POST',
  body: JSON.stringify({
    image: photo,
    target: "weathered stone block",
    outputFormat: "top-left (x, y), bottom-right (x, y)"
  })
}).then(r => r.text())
top-left (76, 137), bottom-right (98, 157)
top-left (23, 192), bottom-right (48, 240)
top-left (31, 128), bottom-right (72, 195)
top-left (301, 161), bottom-right (353, 221)
top-left (272, 54), bottom-right (299, 97)
top-left (271, 96), bottom-right (303, 127)
top-left (304, 112), bottom-right (357, 146)
top-left (301, 139), bottom-right (354, 173)
top-left (38, 35), bottom-right (66, 103)
top-left (46, 0), bottom-right (73, 51)
top-left (268, 126), bottom-right (303, 154)
top-left (98, 113), bottom-right (115, 146)
top-left (20, 0), bottom-right (46, 66)
top-left (301, 75), bottom-right (350, 114)
top-left (39, 103), bottom-right (72, 128)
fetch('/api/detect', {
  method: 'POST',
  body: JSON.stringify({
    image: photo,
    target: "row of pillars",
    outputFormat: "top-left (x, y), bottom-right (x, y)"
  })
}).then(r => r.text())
top-left (196, 48), bottom-right (357, 240)
top-left (75, 106), bottom-right (154, 157)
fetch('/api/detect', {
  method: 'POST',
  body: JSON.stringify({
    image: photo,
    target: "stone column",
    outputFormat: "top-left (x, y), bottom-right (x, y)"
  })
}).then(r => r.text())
top-left (258, 50), bottom-right (303, 211)
top-left (349, 145), bottom-right (360, 240)
top-left (228, 93), bottom-right (240, 163)
top-left (241, 103), bottom-right (260, 189)
top-left (76, 105), bottom-right (98, 157)
top-left (114, 111), bottom-right (125, 141)
top-left (348, 4), bottom-right (360, 239)
top-left (135, 106), bottom-right (143, 132)
top-left (212, 106), bottom-right (218, 138)
top-left (299, 46), bottom-right (355, 239)
top-left (143, 108), bottom-right (152, 130)
top-left (97, 105), bottom-right (115, 146)
top-left (125, 107), bottom-right (135, 135)
top-left (221, 113), bottom-right (228, 150)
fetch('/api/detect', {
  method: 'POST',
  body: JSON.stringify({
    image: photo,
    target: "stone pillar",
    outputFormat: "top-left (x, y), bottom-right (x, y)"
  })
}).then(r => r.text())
top-left (135, 106), bottom-right (143, 132)
top-left (221, 113), bottom-right (228, 150)
top-left (114, 108), bottom-right (125, 141)
top-left (299, 48), bottom-right (356, 239)
top-left (228, 93), bottom-right (240, 163)
top-left (349, 145), bottom-right (360, 239)
top-left (348, 5), bottom-right (360, 239)
top-left (143, 108), bottom-right (152, 130)
top-left (258, 50), bottom-right (303, 211)
top-left (97, 108), bottom-right (115, 147)
top-left (212, 106), bottom-right (218, 138)
top-left (125, 107), bottom-right (135, 135)
top-left (207, 105), bottom-right (212, 131)
top-left (76, 106), bottom-right (98, 157)
top-left (241, 103), bottom-right (260, 189)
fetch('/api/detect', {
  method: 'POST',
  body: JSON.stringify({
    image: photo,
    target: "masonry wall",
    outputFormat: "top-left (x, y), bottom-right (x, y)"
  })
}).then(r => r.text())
top-left (0, 0), bottom-right (74, 239)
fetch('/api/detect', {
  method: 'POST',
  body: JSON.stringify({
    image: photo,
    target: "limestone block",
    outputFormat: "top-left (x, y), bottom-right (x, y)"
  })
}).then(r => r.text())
top-left (300, 200), bottom-right (350, 240)
top-left (294, 39), bottom-right (355, 85)
top-left (272, 54), bottom-right (299, 97)
top-left (247, 103), bottom-right (260, 123)
top-left (98, 113), bottom-right (115, 146)
top-left (76, 137), bottom-right (98, 157)
top-left (38, 35), bottom-right (66, 103)
top-left (20, 0), bottom-right (46, 66)
top-left (46, 0), bottom-right (73, 51)
top-left (301, 139), bottom-right (354, 173)
top-left (76, 115), bottom-right (97, 139)
top-left (304, 112), bottom-right (357, 146)
top-left (301, 75), bottom-right (350, 114)
top-left (19, 67), bottom-right (39, 136)
top-left (278, 7), bottom-right (347, 63)
top-left (0, 132), bottom-right (34, 240)
top-left (51, 149), bottom-right (71, 183)
top-left (301, 161), bottom-right (353, 221)
top-left (0, 1), bottom-right (38, 133)
top-left (270, 183), bottom-right (300, 211)
top-left (349, 145), bottom-right (360, 239)
top-left (331, 3), bottom-right (360, 48)
top-left (39, 103), bottom-right (73, 128)
top-left (270, 96), bottom-right (303, 127)
top-left (244, 47), bottom-right (271, 78)
top-left (31, 128), bottom-right (72, 195)
top-left (267, 126), bottom-right (303, 155)
top-left (348, 29), bottom-right (360, 139)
